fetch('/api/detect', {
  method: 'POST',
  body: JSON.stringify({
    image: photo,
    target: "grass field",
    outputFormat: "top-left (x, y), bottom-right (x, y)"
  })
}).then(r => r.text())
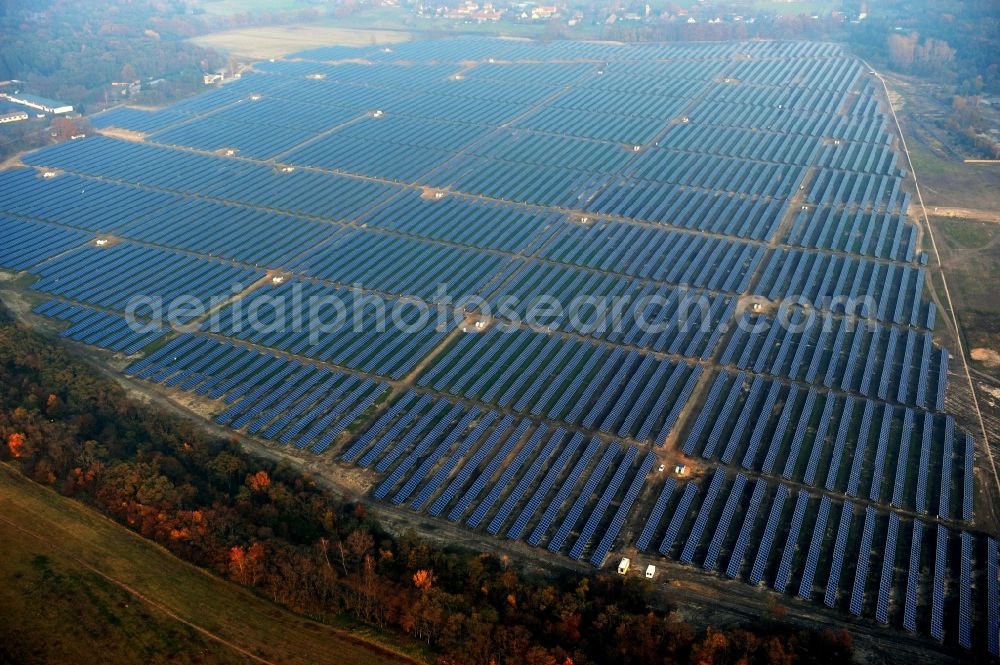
top-left (930, 215), bottom-right (1000, 378)
top-left (903, 121), bottom-right (1000, 212)
top-left (0, 464), bottom-right (424, 665)
top-left (190, 24), bottom-right (415, 60)
top-left (188, 6), bottom-right (608, 58)
top-left (935, 218), bottom-right (995, 250)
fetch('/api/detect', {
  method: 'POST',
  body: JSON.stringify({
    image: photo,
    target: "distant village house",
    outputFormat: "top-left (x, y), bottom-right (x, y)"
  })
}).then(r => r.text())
top-left (0, 110), bottom-right (28, 123)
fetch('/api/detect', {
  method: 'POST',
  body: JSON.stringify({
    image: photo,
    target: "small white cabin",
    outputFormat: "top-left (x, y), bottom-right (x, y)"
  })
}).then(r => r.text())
top-left (617, 557), bottom-right (630, 575)
top-left (645, 565), bottom-right (656, 579)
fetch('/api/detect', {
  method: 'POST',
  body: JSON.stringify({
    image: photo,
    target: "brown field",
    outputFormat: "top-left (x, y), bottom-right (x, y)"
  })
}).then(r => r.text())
top-left (930, 215), bottom-right (1000, 379)
top-left (0, 464), bottom-right (424, 665)
top-left (189, 25), bottom-right (413, 59)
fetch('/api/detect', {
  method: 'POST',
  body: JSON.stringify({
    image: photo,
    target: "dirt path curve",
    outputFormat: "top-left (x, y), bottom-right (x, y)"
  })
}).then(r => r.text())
top-left (0, 513), bottom-right (278, 665)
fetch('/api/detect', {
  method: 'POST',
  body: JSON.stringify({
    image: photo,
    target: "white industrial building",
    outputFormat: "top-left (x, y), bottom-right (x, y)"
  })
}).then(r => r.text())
top-left (1, 92), bottom-right (73, 115)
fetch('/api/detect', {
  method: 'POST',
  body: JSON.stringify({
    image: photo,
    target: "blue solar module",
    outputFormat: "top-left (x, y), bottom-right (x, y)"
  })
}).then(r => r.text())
top-left (30, 242), bottom-right (263, 322)
top-left (636, 477), bottom-right (676, 552)
top-left (569, 446), bottom-right (640, 563)
top-left (365, 189), bottom-right (559, 254)
top-left (89, 106), bottom-right (189, 132)
top-left (742, 381), bottom-right (781, 469)
top-left (988, 536), bottom-right (999, 656)
top-left (930, 524), bottom-right (947, 641)
top-left (682, 372), bottom-right (729, 455)
top-left (371, 398), bottom-right (452, 471)
top-left (508, 338), bottom-right (576, 410)
top-left (256, 370), bottom-right (339, 437)
top-left (903, 519), bottom-right (923, 632)
top-left (803, 394), bottom-right (835, 485)
top-left (9, 42), bottom-right (990, 642)
top-left (466, 424), bottom-right (548, 529)
top-left (896, 329), bottom-right (916, 404)
top-left (387, 407), bottom-right (481, 504)
top-left (429, 416), bottom-right (522, 518)
top-left (936, 348), bottom-right (949, 411)
top-left (342, 391), bottom-right (421, 464)
top-left (659, 482), bottom-right (700, 557)
top-left (726, 478), bottom-right (767, 579)
top-left (485, 427), bottom-right (563, 534)
top-left (587, 450), bottom-right (655, 566)
top-left (798, 495), bottom-right (832, 600)
top-left (703, 473), bottom-right (747, 571)
top-left (283, 373), bottom-right (358, 440)
top-left (868, 404), bottom-right (893, 502)
top-left (703, 373), bottom-right (746, 459)
top-left (229, 364), bottom-right (314, 428)
top-left (720, 376), bottom-right (766, 464)
top-left (372, 403), bottom-right (465, 499)
top-left (749, 486), bottom-right (788, 585)
top-left (410, 412), bottom-right (504, 511)
top-left (655, 366), bottom-right (704, 444)
top-left (523, 435), bottom-right (600, 545)
top-left (824, 501), bottom-right (853, 609)
top-left (825, 396), bottom-right (855, 491)
top-left (0, 215), bottom-right (93, 270)
top-left (123, 333), bottom-right (194, 375)
top-left (762, 385), bottom-right (798, 475)
top-left (849, 506), bottom-right (876, 616)
top-left (548, 441), bottom-right (621, 553)
top-left (774, 489), bottom-right (809, 593)
top-left (310, 382), bottom-right (388, 452)
top-left (963, 433), bottom-right (975, 522)
top-left (503, 431), bottom-right (582, 539)
top-left (680, 468), bottom-right (727, 564)
top-left (875, 513), bottom-right (899, 624)
top-left (939, 416), bottom-right (954, 519)
top-left (916, 412), bottom-right (934, 513)
top-left (958, 531), bottom-right (973, 649)
top-left (33, 299), bottom-right (166, 354)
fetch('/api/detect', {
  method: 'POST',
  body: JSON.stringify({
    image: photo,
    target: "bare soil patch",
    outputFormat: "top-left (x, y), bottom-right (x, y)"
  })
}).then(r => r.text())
top-left (971, 348), bottom-right (1000, 368)
top-left (190, 25), bottom-right (412, 60)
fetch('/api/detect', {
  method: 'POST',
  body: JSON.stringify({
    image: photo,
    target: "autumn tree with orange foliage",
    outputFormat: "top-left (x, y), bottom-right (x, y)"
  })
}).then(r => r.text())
top-left (247, 469), bottom-right (270, 492)
top-left (229, 542), bottom-right (265, 586)
top-left (49, 117), bottom-right (80, 142)
top-left (413, 569), bottom-right (433, 591)
top-left (6, 432), bottom-right (25, 458)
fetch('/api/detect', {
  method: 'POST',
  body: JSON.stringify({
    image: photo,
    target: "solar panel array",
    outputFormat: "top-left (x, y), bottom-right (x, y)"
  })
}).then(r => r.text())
top-left (0, 36), bottom-right (993, 654)
top-left (32, 299), bottom-right (166, 353)
top-left (634, 474), bottom-right (997, 650)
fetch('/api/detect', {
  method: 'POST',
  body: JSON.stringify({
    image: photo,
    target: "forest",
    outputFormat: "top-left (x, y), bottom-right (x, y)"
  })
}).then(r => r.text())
top-left (0, 0), bottom-right (228, 112)
top-left (0, 298), bottom-right (856, 665)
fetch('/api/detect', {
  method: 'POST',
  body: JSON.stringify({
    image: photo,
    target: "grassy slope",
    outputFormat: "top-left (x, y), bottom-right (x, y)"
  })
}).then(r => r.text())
top-left (0, 464), bottom-right (422, 665)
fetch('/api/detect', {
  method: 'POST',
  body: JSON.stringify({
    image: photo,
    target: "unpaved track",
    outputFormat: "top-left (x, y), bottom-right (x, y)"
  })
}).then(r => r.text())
top-left (864, 61), bottom-right (1000, 531)
top-left (0, 513), bottom-right (278, 665)
top-left (927, 207), bottom-right (1000, 224)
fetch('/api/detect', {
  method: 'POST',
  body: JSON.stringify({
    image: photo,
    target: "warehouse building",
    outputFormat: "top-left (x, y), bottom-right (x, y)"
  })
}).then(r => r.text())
top-left (1, 92), bottom-right (73, 115)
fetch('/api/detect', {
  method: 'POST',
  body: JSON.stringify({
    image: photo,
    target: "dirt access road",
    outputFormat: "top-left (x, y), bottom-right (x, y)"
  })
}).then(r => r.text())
top-left (927, 206), bottom-right (1000, 225)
